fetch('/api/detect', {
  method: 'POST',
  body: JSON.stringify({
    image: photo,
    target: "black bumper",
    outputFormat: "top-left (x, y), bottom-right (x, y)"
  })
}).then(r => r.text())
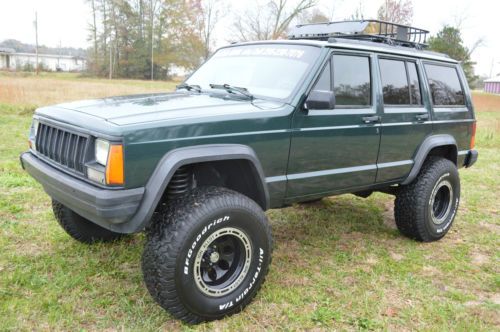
top-left (20, 152), bottom-right (144, 231)
top-left (464, 149), bottom-right (478, 168)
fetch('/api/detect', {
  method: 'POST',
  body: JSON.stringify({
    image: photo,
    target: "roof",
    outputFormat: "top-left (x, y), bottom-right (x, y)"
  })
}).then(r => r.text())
top-left (10, 52), bottom-right (85, 60)
top-left (484, 76), bottom-right (500, 83)
top-left (0, 47), bottom-right (15, 54)
top-left (226, 39), bottom-right (456, 63)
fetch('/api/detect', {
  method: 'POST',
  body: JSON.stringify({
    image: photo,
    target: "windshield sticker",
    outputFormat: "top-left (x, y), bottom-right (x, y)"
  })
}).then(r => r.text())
top-left (216, 47), bottom-right (305, 59)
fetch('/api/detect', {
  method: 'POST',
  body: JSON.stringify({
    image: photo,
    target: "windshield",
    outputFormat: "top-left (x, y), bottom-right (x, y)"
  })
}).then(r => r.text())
top-left (185, 44), bottom-right (321, 100)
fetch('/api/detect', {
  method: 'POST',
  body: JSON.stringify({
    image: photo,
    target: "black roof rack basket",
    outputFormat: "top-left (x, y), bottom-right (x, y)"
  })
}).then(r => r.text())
top-left (288, 19), bottom-right (429, 48)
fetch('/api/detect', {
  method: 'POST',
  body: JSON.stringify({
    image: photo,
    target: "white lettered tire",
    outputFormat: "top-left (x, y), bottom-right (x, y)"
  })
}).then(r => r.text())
top-left (394, 157), bottom-right (460, 242)
top-left (141, 186), bottom-right (273, 324)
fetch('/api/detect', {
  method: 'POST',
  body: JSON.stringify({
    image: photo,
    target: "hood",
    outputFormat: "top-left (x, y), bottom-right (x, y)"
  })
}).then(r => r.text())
top-left (36, 92), bottom-right (286, 130)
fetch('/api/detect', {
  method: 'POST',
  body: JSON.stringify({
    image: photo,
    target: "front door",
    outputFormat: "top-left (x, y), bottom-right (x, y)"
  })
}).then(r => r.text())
top-left (286, 52), bottom-right (381, 199)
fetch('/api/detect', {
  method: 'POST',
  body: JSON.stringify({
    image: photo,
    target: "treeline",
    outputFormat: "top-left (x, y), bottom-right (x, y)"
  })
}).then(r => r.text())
top-left (85, 0), bottom-right (480, 86)
top-left (0, 39), bottom-right (86, 57)
top-left (86, 0), bottom-right (210, 79)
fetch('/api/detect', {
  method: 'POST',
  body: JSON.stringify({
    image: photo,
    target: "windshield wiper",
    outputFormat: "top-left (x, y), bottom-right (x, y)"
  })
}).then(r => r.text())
top-left (176, 83), bottom-right (202, 93)
top-left (209, 83), bottom-right (254, 100)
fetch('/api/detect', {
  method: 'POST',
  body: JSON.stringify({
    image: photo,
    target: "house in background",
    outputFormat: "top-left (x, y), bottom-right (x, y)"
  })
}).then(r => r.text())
top-left (0, 47), bottom-right (86, 72)
top-left (484, 76), bottom-right (500, 94)
top-left (0, 47), bottom-right (15, 68)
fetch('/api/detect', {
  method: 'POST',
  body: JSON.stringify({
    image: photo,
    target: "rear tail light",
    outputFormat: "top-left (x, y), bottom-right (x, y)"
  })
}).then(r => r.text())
top-left (470, 122), bottom-right (476, 149)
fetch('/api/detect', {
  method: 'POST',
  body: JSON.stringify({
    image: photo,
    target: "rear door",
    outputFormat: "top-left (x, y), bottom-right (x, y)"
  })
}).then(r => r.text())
top-left (375, 56), bottom-right (432, 182)
top-left (286, 51), bottom-right (381, 199)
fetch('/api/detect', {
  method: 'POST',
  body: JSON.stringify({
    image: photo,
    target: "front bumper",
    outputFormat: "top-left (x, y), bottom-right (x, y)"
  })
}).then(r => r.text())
top-left (20, 152), bottom-right (144, 231)
top-left (464, 149), bottom-right (478, 168)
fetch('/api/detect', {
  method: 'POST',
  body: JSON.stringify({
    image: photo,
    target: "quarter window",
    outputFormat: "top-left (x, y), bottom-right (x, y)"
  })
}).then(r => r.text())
top-left (333, 55), bottom-right (371, 106)
top-left (425, 64), bottom-right (465, 106)
top-left (379, 59), bottom-right (422, 105)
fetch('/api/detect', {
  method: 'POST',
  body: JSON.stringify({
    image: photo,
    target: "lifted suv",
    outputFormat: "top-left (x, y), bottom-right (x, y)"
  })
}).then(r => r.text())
top-left (21, 20), bottom-right (478, 323)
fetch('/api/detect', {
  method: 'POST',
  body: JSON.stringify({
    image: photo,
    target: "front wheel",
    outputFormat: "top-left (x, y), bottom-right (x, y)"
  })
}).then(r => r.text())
top-left (394, 157), bottom-right (460, 242)
top-left (52, 200), bottom-right (124, 244)
top-left (141, 187), bottom-right (273, 324)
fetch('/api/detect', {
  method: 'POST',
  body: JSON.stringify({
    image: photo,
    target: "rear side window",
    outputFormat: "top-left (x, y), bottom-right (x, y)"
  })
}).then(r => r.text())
top-left (425, 64), bottom-right (465, 106)
top-left (408, 62), bottom-right (422, 104)
top-left (379, 59), bottom-right (410, 104)
top-left (333, 54), bottom-right (371, 106)
top-left (379, 58), bottom-right (422, 105)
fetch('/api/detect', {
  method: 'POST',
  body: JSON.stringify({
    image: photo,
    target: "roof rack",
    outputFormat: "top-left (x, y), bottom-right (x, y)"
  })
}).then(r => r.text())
top-left (288, 19), bottom-right (429, 49)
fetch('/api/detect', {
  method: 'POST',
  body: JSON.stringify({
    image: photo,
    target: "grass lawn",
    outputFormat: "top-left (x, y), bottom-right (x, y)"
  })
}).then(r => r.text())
top-left (0, 73), bottom-right (498, 331)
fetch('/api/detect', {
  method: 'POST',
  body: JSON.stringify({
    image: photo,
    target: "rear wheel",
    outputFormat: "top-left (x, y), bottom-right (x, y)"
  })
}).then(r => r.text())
top-left (394, 157), bottom-right (460, 242)
top-left (52, 200), bottom-right (124, 244)
top-left (142, 186), bottom-right (273, 324)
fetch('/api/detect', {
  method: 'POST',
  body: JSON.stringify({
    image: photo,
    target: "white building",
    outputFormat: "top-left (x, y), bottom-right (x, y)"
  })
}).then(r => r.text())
top-left (0, 48), bottom-right (86, 72)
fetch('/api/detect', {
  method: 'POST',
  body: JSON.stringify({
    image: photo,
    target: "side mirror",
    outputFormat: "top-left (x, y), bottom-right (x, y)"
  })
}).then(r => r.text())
top-left (305, 90), bottom-right (335, 110)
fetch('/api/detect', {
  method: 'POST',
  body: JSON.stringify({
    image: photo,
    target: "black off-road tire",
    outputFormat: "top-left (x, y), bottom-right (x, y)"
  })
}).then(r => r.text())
top-left (141, 186), bottom-right (273, 324)
top-left (394, 157), bottom-right (460, 242)
top-left (52, 200), bottom-right (124, 244)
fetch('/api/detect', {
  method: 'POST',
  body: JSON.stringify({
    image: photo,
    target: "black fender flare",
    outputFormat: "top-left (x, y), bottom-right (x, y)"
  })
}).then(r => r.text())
top-left (125, 144), bottom-right (269, 233)
top-left (401, 134), bottom-right (457, 185)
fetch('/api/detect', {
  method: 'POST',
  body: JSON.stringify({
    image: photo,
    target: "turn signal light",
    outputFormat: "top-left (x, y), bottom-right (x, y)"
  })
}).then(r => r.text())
top-left (470, 122), bottom-right (476, 149)
top-left (106, 144), bottom-right (124, 185)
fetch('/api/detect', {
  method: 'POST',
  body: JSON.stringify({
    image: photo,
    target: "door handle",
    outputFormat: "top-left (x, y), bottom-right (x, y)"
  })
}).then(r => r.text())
top-left (362, 115), bottom-right (380, 124)
top-left (415, 113), bottom-right (429, 121)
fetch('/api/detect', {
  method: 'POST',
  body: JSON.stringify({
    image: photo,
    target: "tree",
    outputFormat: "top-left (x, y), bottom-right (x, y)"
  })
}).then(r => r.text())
top-left (377, 0), bottom-right (413, 25)
top-left (299, 8), bottom-right (329, 24)
top-left (88, 0), bottom-right (99, 75)
top-left (85, 0), bottom-right (206, 80)
top-left (349, 1), bottom-right (365, 20)
top-left (189, 0), bottom-right (227, 60)
top-left (428, 25), bottom-right (479, 87)
top-left (232, 0), bottom-right (317, 41)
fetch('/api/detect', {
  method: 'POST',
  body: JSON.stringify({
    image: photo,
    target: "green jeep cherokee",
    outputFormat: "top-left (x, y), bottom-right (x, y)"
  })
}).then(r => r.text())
top-left (20, 20), bottom-right (478, 323)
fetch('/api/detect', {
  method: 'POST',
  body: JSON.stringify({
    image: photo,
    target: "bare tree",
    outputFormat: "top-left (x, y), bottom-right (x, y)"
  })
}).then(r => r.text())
top-left (377, 0), bottom-right (413, 25)
top-left (232, 0), bottom-right (317, 41)
top-left (299, 8), bottom-right (329, 24)
top-left (34, 11), bottom-right (39, 75)
top-left (197, 0), bottom-right (226, 59)
top-left (350, 1), bottom-right (365, 20)
top-left (88, 0), bottom-right (99, 74)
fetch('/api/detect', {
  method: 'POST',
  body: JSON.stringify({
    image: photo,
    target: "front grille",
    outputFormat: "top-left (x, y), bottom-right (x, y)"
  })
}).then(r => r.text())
top-left (35, 123), bottom-right (89, 174)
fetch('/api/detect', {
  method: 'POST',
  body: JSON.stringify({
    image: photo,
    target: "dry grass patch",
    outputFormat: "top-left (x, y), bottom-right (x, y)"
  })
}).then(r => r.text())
top-left (472, 91), bottom-right (500, 112)
top-left (0, 72), bottom-right (177, 107)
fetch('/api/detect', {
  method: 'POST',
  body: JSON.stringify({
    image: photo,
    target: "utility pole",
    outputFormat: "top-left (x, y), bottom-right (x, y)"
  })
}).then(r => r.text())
top-left (150, 0), bottom-right (154, 81)
top-left (34, 11), bottom-right (39, 75)
top-left (109, 44), bottom-right (113, 79)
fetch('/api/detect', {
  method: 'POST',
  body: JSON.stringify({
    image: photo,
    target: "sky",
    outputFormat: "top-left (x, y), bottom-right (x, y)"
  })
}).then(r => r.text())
top-left (0, 0), bottom-right (498, 77)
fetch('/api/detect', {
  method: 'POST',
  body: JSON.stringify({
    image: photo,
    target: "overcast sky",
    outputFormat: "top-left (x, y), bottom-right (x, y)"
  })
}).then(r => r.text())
top-left (0, 0), bottom-right (498, 77)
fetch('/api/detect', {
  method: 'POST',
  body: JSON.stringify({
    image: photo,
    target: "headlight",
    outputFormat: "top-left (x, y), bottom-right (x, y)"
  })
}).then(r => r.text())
top-left (95, 139), bottom-right (110, 165)
top-left (29, 119), bottom-right (40, 151)
top-left (32, 119), bottom-right (39, 136)
top-left (90, 139), bottom-right (124, 186)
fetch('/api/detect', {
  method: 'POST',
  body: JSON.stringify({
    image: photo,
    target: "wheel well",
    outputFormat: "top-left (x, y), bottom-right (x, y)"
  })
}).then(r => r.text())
top-left (426, 145), bottom-right (457, 165)
top-left (159, 159), bottom-right (267, 210)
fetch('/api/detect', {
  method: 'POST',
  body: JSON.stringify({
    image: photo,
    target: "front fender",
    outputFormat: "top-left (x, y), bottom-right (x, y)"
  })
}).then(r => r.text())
top-left (122, 144), bottom-right (269, 233)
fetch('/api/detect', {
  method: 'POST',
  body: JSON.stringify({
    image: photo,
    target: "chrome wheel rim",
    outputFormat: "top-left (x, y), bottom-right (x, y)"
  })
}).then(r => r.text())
top-left (430, 180), bottom-right (453, 225)
top-left (194, 227), bottom-right (252, 297)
